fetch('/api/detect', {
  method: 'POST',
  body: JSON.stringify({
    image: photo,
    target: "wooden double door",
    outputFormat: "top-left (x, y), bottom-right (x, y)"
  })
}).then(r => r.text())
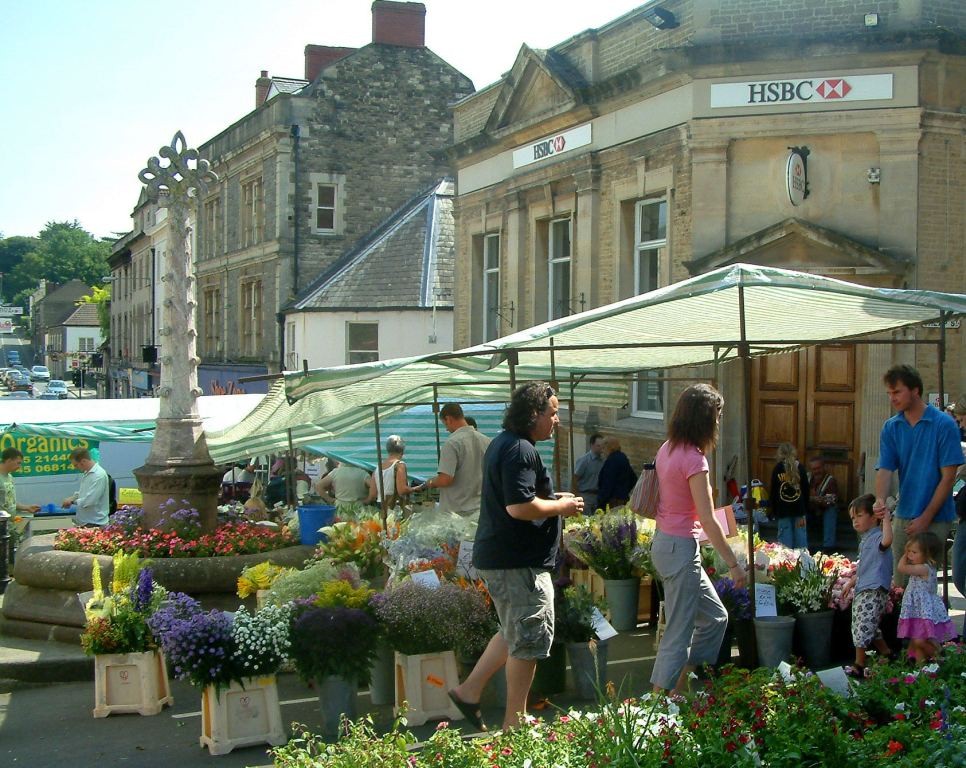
top-left (750, 344), bottom-right (859, 506)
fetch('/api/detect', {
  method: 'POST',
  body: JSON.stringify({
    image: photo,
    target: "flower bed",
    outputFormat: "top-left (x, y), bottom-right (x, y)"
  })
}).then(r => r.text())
top-left (272, 644), bottom-right (966, 767)
top-left (53, 521), bottom-right (296, 558)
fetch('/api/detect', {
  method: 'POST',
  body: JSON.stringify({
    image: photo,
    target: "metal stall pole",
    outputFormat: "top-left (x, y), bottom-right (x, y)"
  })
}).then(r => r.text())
top-left (738, 284), bottom-right (757, 632)
top-left (372, 404), bottom-right (387, 530)
top-left (549, 338), bottom-right (562, 490)
top-left (286, 428), bottom-right (296, 508)
top-left (938, 313), bottom-right (949, 605)
top-left (568, 372), bottom-right (577, 496)
top-left (432, 384), bottom-right (443, 462)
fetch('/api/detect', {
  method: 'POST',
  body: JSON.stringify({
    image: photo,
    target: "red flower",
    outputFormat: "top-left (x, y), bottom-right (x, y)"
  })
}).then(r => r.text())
top-left (886, 739), bottom-right (903, 755)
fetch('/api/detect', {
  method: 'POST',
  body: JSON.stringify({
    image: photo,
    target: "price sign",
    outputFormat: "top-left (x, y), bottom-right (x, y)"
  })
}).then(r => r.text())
top-left (411, 570), bottom-right (441, 589)
top-left (754, 583), bottom-right (777, 617)
top-left (456, 540), bottom-right (477, 580)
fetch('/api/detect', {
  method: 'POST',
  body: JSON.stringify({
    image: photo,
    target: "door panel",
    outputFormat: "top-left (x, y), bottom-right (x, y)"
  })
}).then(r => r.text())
top-left (751, 345), bottom-right (859, 503)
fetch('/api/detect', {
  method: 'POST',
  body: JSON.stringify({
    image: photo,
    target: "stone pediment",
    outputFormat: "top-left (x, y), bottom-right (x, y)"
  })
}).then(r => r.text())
top-left (484, 45), bottom-right (585, 133)
top-left (685, 218), bottom-right (910, 281)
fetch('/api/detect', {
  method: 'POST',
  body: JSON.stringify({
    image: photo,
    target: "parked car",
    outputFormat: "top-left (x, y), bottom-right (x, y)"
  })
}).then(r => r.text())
top-left (34, 391), bottom-right (60, 400)
top-left (46, 380), bottom-right (69, 399)
top-left (3, 391), bottom-right (32, 400)
top-left (30, 365), bottom-right (50, 381)
top-left (8, 373), bottom-right (32, 393)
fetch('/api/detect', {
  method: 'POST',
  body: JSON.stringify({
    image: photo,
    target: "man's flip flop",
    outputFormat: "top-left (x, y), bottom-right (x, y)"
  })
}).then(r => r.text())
top-left (448, 690), bottom-right (487, 731)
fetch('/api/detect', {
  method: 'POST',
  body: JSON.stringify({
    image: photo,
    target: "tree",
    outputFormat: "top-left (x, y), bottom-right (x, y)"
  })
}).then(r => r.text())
top-left (7, 221), bottom-right (111, 304)
top-left (0, 235), bottom-right (39, 303)
top-left (77, 285), bottom-right (112, 340)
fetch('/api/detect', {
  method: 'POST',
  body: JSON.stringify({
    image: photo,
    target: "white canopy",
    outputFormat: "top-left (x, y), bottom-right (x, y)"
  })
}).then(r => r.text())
top-left (205, 264), bottom-right (966, 463)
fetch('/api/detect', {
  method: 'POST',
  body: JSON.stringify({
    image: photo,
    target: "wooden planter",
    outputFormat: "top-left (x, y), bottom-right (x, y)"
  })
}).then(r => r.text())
top-left (200, 675), bottom-right (287, 756)
top-left (93, 650), bottom-right (173, 718)
top-left (393, 650), bottom-right (462, 726)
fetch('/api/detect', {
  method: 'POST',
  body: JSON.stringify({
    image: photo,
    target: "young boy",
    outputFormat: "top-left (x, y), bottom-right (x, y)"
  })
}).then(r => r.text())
top-left (842, 493), bottom-right (894, 678)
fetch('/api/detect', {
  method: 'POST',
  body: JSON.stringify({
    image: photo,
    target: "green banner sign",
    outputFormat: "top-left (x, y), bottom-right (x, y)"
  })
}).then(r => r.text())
top-left (0, 432), bottom-right (100, 477)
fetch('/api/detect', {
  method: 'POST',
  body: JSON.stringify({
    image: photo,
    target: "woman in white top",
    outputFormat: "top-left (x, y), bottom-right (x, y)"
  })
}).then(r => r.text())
top-left (366, 435), bottom-right (420, 506)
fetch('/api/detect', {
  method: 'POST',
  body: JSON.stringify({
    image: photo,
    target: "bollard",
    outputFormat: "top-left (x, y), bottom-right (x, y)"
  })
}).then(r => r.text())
top-left (0, 510), bottom-right (10, 594)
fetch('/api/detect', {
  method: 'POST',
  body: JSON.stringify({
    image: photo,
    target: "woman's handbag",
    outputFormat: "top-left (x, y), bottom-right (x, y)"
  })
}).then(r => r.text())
top-left (628, 462), bottom-right (659, 519)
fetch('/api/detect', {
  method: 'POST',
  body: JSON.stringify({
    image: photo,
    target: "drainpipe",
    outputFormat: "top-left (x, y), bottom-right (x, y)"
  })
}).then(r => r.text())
top-left (290, 124), bottom-right (301, 295)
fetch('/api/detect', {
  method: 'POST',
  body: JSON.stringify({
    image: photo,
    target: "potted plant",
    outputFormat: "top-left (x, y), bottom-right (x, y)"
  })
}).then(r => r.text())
top-left (711, 576), bottom-right (752, 667)
top-left (783, 554), bottom-right (838, 669)
top-left (82, 553), bottom-right (172, 718)
top-left (555, 584), bottom-right (609, 700)
top-left (371, 580), bottom-right (488, 726)
top-left (289, 605), bottom-right (380, 737)
top-left (563, 509), bottom-right (643, 630)
top-left (148, 594), bottom-right (290, 755)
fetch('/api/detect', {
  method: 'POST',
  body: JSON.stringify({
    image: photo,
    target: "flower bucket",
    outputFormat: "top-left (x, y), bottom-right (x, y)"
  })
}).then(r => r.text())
top-left (603, 577), bottom-right (640, 631)
top-left (200, 675), bottom-right (287, 756)
top-left (567, 640), bottom-right (608, 701)
top-left (734, 618), bottom-right (757, 668)
top-left (318, 675), bottom-right (357, 738)
top-left (754, 616), bottom-right (795, 668)
top-left (93, 650), bottom-right (173, 718)
top-left (715, 621), bottom-right (736, 668)
top-left (296, 504), bottom-right (336, 546)
top-left (531, 642), bottom-right (567, 696)
top-left (369, 642), bottom-right (396, 706)
top-left (793, 610), bottom-right (834, 669)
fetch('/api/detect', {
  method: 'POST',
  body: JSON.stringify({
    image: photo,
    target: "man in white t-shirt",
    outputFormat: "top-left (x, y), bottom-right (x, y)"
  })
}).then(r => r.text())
top-left (421, 403), bottom-right (491, 518)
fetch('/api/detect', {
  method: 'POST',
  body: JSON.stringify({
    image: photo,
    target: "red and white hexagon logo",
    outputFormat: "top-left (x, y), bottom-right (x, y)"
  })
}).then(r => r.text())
top-left (816, 79), bottom-right (852, 99)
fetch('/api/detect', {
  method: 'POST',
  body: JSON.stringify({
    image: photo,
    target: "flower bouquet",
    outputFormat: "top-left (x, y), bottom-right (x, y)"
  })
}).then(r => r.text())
top-left (148, 594), bottom-right (291, 693)
top-left (371, 579), bottom-right (493, 658)
top-left (82, 552), bottom-right (167, 655)
top-left (777, 553), bottom-right (838, 615)
top-left (315, 516), bottom-right (387, 581)
top-left (236, 560), bottom-right (294, 599)
top-left (563, 509), bottom-right (644, 580)
top-left (555, 584), bottom-right (608, 644)
top-left (289, 606), bottom-right (380, 686)
top-left (381, 514), bottom-right (473, 581)
top-left (262, 558), bottom-right (363, 606)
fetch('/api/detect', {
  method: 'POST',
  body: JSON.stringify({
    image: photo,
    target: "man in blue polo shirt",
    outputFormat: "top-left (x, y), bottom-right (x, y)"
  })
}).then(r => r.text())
top-left (874, 364), bottom-right (963, 587)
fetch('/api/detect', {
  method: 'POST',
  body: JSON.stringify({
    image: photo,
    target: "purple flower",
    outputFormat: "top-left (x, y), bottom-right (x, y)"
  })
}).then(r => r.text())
top-left (130, 568), bottom-right (154, 613)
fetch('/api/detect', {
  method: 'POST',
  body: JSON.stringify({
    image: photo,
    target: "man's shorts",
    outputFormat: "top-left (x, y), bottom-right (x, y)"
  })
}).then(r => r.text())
top-left (851, 588), bottom-right (888, 649)
top-left (479, 567), bottom-right (554, 660)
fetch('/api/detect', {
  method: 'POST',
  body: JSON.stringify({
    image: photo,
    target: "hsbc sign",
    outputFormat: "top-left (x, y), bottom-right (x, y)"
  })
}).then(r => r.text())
top-left (513, 123), bottom-right (592, 169)
top-left (710, 73), bottom-right (893, 109)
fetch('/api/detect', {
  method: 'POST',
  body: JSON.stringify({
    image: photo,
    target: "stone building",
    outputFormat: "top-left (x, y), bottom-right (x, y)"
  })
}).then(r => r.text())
top-left (107, 190), bottom-right (165, 398)
top-left (194, 1), bottom-right (473, 378)
top-left (448, 0), bottom-right (964, 503)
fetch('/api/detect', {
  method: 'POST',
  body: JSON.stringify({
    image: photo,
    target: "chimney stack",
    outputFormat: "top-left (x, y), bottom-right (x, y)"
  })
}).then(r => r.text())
top-left (255, 70), bottom-right (272, 107)
top-left (304, 45), bottom-right (357, 81)
top-left (371, 1), bottom-right (426, 47)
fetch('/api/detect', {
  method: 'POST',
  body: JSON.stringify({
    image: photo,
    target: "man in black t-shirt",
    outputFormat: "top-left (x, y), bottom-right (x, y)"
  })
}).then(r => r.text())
top-left (447, 382), bottom-right (583, 732)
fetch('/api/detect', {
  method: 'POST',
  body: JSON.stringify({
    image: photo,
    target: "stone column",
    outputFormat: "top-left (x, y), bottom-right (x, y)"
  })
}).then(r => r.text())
top-left (133, 133), bottom-right (223, 532)
top-left (574, 167), bottom-right (601, 308)
top-left (690, 139), bottom-right (730, 259)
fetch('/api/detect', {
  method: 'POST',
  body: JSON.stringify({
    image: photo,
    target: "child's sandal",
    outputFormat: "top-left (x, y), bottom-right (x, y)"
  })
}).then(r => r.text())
top-left (843, 664), bottom-right (866, 680)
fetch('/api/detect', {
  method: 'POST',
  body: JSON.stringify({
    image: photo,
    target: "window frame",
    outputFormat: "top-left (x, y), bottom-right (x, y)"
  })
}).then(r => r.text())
top-left (631, 196), bottom-right (669, 420)
top-left (482, 233), bottom-right (500, 342)
top-left (202, 286), bottom-right (221, 358)
top-left (547, 216), bottom-right (572, 321)
top-left (241, 177), bottom-right (263, 248)
top-left (240, 279), bottom-right (262, 357)
top-left (345, 322), bottom-right (379, 365)
top-left (310, 172), bottom-right (346, 235)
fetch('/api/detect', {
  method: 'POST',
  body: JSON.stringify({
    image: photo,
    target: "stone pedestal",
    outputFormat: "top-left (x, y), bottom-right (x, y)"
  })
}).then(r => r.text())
top-left (134, 461), bottom-right (222, 533)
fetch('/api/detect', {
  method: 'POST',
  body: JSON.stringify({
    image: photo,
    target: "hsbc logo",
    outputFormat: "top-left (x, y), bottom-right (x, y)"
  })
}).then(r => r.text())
top-left (710, 73), bottom-right (893, 109)
top-left (746, 78), bottom-right (854, 104)
top-left (533, 134), bottom-right (567, 160)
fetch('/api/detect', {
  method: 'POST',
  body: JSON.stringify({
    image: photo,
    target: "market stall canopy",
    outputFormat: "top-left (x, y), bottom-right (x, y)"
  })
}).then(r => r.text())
top-left (205, 264), bottom-right (965, 463)
top-left (301, 404), bottom-right (554, 480)
top-left (0, 394), bottom-right (264, 442)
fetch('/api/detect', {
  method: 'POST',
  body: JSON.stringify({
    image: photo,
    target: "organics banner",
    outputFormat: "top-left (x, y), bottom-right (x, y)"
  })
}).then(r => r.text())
top-left (0, 432), bottom-right (100, 477)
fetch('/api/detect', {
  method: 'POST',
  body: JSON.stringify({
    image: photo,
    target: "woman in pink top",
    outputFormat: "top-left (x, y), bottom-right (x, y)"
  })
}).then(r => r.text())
top-left (650, 384), bottom-right (747, 694)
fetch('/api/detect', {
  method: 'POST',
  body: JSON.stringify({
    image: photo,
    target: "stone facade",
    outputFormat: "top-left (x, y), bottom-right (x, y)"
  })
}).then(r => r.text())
top-left (193, 3), bottom-right (472, 373)
top-left (449, 0), bottom-right (964, 498)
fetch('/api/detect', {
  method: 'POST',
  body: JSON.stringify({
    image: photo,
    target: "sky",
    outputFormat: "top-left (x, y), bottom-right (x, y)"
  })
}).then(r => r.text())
top-left (0, 0), bottom-right (645, 241)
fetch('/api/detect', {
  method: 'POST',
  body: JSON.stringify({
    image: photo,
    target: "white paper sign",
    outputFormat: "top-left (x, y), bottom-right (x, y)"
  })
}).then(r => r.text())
top-left (456, 540), bottom-right (477, 580)
top-left (816, 665), bottom-right (853, 697)
top-left (590, 608), bottom-right (618, 642)
top-left (410, 570), bottom-right (441, 589)
top-left (777, 661), bottom-right (794, 681)
top-left (754, 583), bottom-right (777, 617)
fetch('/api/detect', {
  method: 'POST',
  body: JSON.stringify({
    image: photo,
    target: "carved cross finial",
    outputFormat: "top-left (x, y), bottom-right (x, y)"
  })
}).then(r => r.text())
top-left (138, 131), bottom-right (218, 205)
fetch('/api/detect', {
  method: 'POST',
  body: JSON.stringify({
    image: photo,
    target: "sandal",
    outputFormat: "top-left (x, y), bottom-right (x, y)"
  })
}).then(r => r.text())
top-left (843, 664), bottom-right (867, 680)
top-left (448, 689), bottom-right (487, 732)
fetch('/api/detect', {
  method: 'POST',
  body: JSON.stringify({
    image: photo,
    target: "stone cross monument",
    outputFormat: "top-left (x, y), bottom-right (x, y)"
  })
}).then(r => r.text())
top-left (133, 132), bottom-right (222, 532)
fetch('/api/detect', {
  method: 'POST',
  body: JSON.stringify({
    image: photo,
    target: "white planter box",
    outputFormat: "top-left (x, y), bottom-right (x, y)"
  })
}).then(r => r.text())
top-left (393, 650), bottom-right (462, 726)
top-left (93, 650), bottom-right (173, 718)
top-left (200, 675), bottom-right (287, 756)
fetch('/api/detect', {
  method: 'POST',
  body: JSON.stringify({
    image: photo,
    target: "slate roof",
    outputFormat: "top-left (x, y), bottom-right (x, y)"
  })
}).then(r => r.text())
top-left (290, 179), bottom-right (454, 312)
top-left (267, 77), bottom-right (309, 100)
top-left (61, 303), bottom-right (100, 327)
